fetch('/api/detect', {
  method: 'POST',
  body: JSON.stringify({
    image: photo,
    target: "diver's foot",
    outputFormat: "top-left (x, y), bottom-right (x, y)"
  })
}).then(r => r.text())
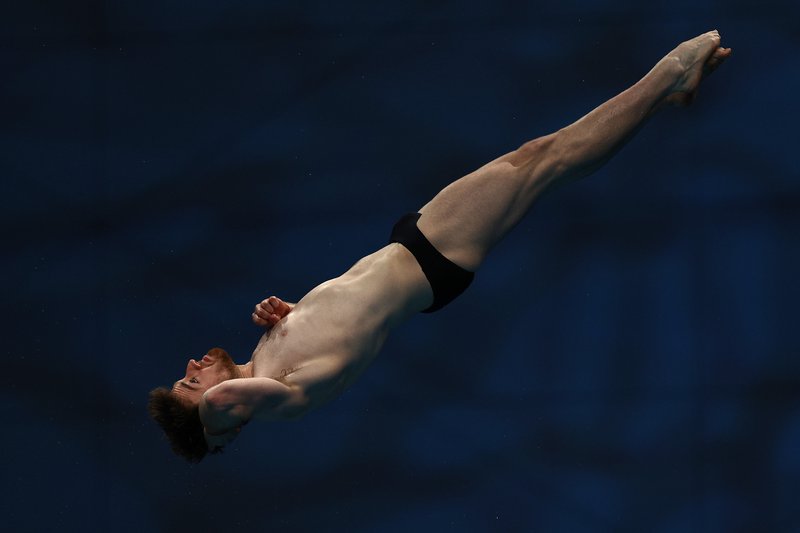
top-left (663, 30), bottom-right (732, 107)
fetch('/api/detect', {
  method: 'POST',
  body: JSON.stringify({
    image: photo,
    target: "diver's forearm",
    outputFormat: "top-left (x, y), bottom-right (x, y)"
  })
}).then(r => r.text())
top-left (549, 59), bottom-right (677, 188)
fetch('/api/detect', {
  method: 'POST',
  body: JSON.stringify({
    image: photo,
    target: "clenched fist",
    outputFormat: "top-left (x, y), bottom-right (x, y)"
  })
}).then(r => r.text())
top-left (252, 296), bottom-right (294, 328)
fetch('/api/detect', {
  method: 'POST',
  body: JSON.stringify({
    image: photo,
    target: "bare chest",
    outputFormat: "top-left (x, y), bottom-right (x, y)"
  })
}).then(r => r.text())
top-left (249, 244), bottom-right (431, 398)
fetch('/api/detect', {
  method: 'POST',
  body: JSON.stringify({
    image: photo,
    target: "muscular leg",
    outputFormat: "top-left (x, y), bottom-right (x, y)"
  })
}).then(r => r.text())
top-left (417, 30), bottom-right (731, 272)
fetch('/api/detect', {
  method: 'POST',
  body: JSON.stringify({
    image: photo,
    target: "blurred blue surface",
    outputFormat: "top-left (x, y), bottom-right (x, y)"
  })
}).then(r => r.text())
top-left (2, 1), bottom-right (799, 531)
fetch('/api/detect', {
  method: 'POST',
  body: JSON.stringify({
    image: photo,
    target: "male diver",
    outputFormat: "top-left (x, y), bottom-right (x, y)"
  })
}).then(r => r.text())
top-left (149, 31), bottom-right (732, 462)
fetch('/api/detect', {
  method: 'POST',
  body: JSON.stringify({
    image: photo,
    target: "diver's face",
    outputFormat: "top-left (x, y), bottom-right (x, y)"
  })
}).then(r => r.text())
top-left (171, 348), bottom-right (239, 404)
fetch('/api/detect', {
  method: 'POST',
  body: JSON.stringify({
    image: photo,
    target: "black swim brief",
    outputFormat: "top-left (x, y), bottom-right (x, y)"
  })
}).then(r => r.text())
top-left (389, 212), bottom-right (474, 313)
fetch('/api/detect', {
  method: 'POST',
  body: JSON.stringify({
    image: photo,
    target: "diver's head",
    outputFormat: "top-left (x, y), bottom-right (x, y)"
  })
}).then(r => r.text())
top-left (147, 347), bottom-right (241, 463)
top-left (170, 347), bottom-right (242, 405)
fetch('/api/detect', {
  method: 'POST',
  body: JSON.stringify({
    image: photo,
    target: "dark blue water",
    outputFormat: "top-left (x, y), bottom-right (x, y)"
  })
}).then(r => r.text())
top-left (3, 2), bottom-right (799, 531)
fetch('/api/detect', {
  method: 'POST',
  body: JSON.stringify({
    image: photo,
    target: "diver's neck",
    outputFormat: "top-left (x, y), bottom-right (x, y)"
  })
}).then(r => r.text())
top-left (236, 361), bottom-right (254, 378)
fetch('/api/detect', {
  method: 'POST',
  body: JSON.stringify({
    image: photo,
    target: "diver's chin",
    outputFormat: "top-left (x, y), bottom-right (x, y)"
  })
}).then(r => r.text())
top-left (206, 347), bottom-right (231, 361)
top-left (206, 347), bottom-right (240, 377)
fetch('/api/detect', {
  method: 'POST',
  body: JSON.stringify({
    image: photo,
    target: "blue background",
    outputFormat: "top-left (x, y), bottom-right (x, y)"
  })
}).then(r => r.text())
top-left (2, 1), bottom-right (798, 531)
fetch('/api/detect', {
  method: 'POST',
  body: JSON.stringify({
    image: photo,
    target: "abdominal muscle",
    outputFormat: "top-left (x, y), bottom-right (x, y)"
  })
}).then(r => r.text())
top-left (250, 243), bottom-right (432, 411)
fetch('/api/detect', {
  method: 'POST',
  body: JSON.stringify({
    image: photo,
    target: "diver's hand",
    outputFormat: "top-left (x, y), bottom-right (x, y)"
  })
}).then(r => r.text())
top-left (204, 425), bottom-right (241, 453)
top-left (252, 296), bottom-right (293, 328)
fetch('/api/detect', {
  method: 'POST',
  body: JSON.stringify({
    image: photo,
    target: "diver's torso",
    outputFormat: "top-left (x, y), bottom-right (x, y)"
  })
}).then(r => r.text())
top-left (250, 243), bottom-right (431, 410)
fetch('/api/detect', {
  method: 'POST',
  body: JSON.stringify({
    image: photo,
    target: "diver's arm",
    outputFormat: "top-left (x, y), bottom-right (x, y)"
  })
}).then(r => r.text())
top-left (200, 377), bottom-right (308, 433)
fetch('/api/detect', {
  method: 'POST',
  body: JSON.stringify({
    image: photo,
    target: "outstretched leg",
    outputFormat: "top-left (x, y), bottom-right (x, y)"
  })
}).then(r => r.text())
top-left (417, 30), bottom-right (732, 272)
